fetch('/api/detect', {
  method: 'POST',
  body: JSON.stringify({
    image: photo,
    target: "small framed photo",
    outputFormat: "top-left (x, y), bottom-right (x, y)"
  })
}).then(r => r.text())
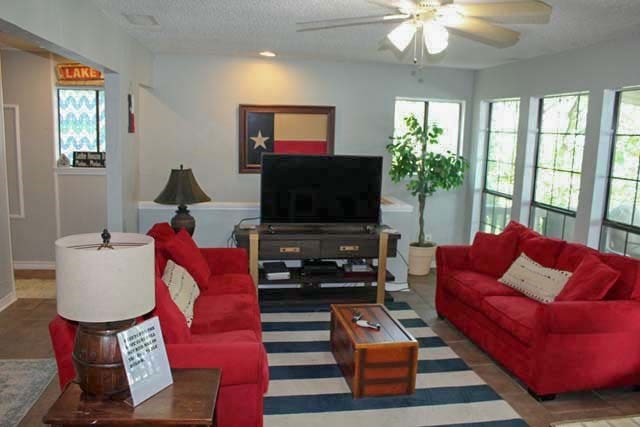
top-left (73, 151), bottom-right (106, 168)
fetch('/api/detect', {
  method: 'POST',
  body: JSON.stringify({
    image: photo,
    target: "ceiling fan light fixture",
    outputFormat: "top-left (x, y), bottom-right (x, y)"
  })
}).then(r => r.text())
top-left (387, 21), bottom-right (417, 52)
top-left (423, 21), bottom-right (449, 55)
top-left (436, 5), bottom-right (464, 26)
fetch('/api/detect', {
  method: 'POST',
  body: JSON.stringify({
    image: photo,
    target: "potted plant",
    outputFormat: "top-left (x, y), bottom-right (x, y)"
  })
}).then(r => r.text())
top-left (386, 114), bottom-right (469, 276)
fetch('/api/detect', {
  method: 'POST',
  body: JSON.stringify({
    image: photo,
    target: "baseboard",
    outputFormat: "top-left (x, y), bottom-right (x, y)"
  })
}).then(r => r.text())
top-left (13, 261), bottom-right (55, 270)
top-left (0, 290), bottom-right (17, 312)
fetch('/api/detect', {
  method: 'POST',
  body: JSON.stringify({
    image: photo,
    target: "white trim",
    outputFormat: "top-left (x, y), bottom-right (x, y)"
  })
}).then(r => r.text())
top-left (13, 261), bottom-right (56, 270)
top-left (51, 54), bottom-right (62, 239)
top-left (3, 104), bottom-right (24, 219)
top-left (55, 167), bottom-right (106, 176)
top-left (0, 290), bottom-right (17, 312)
top-left (138, 196), bottom-right (414, 213)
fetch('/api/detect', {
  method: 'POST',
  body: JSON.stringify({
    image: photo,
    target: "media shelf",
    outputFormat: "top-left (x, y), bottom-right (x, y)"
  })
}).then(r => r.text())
top-left (258, 266), bottom-right (395, 286)
top-left (235, 224), bottom-right (401, 304)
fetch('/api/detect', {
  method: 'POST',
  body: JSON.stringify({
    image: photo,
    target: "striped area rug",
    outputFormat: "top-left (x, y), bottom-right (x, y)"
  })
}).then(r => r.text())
top-left (260, 301), bottom-right (527, 427)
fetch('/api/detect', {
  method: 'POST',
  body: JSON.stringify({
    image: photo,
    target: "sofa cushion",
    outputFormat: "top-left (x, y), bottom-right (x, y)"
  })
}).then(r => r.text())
top-left (520, 236), bottom-right (566, 268)
top-left (446, 270), bottom-right (522, 308)
top-left (152, 276), bottom-right (191, 344)
top-left (164, 229), bottom-right (211, 291)
top-left (162, 260), bottom-right (200, 327)
top-left (599, 253), bottom-right (640, 300)
top-left (555, 243), bottom-right (599, 272)
top-left (203, 273), bottom-right (257, 297)
top-left (147, 223), bottom-right (175, 275)
top-left (470, 231), bottom-right (519, 277)
top-left (191, 294), bottom-right (261, 336)
top-left (556, 254), bottom-right (620, 302)
top-left (191, 329), bottom-right (259, 344)
top-left (499, 253), bottom-right (572, 303)
top-left (481, 296), bottom-right (541, 344)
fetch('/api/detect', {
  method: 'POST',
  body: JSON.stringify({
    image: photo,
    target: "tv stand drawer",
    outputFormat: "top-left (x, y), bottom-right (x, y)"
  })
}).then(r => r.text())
top-left (321, 239), bottom-right (378, 258)
top-left (260, 240), bottom-right (321, 259)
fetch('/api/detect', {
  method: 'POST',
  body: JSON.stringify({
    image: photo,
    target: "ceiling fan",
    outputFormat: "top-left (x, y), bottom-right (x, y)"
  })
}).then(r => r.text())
top-left (297, 0), bottom-right (552, 61)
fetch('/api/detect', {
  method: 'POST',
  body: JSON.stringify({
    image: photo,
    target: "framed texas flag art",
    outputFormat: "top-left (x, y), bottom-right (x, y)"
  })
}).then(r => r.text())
top-left (238, 105), bottom-right (335, 173)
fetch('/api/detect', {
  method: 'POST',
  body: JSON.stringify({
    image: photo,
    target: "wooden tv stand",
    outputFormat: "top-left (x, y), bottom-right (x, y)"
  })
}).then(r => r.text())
top-left (234, 224), bottom-right (401, 304)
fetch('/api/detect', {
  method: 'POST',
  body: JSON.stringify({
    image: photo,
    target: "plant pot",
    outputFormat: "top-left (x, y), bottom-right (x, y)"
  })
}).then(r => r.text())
top-left (408, 244), bottom-right (437, 276)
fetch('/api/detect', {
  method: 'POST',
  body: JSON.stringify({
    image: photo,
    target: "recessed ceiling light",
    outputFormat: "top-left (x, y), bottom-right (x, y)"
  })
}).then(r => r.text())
top-left (123, 13), bottom-right (159, 27)
top-left (259, 51), bottom-right (277, 58)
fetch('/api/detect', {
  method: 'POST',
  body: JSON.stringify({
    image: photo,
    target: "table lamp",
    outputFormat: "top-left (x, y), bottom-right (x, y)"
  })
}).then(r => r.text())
top-left (55, 230), bottom-right (155, 400)
top-left (154, 165), bottom-right (211, 235)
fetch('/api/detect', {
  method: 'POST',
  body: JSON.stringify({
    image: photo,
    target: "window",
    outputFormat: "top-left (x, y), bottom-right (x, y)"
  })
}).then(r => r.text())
top-left (531, 93), bottom-right (589, 240)
top-left (57, 88), bottom-right (106, 164)
top-left (394, 99), bottom-right (462, 155)
top-left (601, 88), bottom-right (640, 258)
top-left (481, 99), bottom-right (520, 233)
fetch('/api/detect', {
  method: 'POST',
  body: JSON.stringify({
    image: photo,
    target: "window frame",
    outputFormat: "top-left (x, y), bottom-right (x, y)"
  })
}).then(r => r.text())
top-left (393, 97), bottom-right (465, 156)
top-left (600, 88), bottom-right (640, 256)
top-left (530, 92), bottom-right (589, 239)
top-left (56, 87), bottom-right (105, 160)
top-left (480, 98), bottom-right (519, 233)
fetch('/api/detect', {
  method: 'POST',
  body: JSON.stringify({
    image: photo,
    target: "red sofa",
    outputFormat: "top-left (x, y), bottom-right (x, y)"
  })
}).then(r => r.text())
top-left (436, 221), bottom-right (640, 399)
top-left (49, 224), bottom-right (269, 427)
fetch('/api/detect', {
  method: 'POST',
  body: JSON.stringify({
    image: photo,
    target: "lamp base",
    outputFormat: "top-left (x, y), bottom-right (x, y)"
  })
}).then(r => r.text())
top-left (72, 319), bottom-right (135, 401)
top-left (171, 205), bottom-right (196, 236)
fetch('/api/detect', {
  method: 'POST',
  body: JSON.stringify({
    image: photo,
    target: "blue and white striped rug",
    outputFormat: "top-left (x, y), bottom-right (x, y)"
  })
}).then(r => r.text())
top-left (260, 301), bottom-right (527, 427)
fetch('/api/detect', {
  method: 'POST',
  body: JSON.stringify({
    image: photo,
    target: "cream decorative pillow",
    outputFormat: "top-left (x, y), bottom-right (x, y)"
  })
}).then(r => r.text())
top-left (162, 260), bottom-right (200, 327)
top-left (499, 253), bottom-right (572, 303)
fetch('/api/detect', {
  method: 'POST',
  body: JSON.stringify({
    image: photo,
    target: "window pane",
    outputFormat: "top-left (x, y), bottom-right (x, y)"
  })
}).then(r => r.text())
top-left (534, 94), bottom-right (588, 212)
top-left (489, 99), bottom-right (519, 132)
top-left (617, 91), bottom-right (640, 135)
top-left (484, 100), bottom-right (519, 197)
top-left (611, 136), bottom-right (640, 180)
top-left (427, 101), bottom-right (460, 154)
top-left (481, 192), bottom-right (512, 234)
top-left (601, 225), bottom-right (640, 259)
top-left (98, 90), bottom-right (106, 153)
top-left (394, 100), bottom-right (424, 137)
top-left (607, 178), bottom-right (635, 224)
top-left (58, 89), bottom-right (99, 162)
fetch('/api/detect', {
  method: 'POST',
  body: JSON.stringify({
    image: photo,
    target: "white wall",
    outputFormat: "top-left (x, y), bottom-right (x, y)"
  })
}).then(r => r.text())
top-left (0, 57), bottom-right (15, 307)
top-left (139, 54), bottom-right (476, 249)
top-left (468, 35), bottom-right (640, 246)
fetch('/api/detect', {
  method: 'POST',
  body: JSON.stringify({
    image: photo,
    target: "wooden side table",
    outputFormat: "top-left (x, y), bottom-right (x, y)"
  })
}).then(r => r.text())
top-left (43, 369), bottom-right (220, 426)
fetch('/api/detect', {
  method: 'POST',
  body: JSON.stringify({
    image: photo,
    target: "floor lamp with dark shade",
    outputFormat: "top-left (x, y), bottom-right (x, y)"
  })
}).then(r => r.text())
top-left (55, 231), bottom-right (155, 400)
top-left (154, 165), bottom-right (211, 235)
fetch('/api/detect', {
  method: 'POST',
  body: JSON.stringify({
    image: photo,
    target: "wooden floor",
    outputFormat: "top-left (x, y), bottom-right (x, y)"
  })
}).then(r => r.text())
top-left (2, 270), bottom-right (640, 426)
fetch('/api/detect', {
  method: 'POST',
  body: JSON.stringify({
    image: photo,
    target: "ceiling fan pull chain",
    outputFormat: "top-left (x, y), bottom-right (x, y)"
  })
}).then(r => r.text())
top-left (412, 26), bottom-right (418, 64)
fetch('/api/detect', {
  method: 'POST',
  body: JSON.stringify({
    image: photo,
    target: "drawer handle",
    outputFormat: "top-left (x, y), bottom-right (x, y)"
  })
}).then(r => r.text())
top-left (339, 245), bottom-right (360, 252)
top-left (280, 247), bottom-right (301, 253)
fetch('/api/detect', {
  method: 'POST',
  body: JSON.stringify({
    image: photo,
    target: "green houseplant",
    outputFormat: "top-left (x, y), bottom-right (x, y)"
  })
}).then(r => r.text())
top-left (387, 114), bottom-right (469, 275)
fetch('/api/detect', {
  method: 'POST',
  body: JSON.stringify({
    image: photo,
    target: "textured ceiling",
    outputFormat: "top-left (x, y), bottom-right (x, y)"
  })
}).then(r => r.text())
top-left (92, 0), bottom-right (640, 69)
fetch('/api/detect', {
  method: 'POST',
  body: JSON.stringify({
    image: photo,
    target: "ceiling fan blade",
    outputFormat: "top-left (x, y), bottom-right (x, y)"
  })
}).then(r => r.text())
top-left (297, 15), bottom-right (408, 32)
top-left (445, 17), bottom-right (520, 48)
top-left (459, 1), bottom-right (552, 24)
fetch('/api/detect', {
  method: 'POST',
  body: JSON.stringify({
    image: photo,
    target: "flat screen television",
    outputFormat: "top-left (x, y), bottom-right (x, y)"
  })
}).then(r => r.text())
top-left (260, 154), bottom-right (383, 225)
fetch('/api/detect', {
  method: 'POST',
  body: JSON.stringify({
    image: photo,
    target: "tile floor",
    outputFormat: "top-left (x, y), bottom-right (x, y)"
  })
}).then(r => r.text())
top-left (2, 271), bottom-right (639, 426)
top-left (402, 274), bottom-right (640, 427)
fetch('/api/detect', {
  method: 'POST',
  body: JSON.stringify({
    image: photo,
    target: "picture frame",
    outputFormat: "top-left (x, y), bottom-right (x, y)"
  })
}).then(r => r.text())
top-left (238, 105), bottom-right (336, 174)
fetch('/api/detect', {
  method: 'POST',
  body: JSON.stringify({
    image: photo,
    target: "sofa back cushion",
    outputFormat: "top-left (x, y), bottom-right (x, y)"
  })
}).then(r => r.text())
top-left (147, 223), bottom-right (175, 275)
top-left (471, 231), bottom-right (519, 277)
top-left (555, 243), bottom-right (600, 271)
top-left (599, 253), bottom-right (640, 300)
top-left (556, 254), bottom-right (620, 301)
top-left (520, 236), bottom-right (566, 268)
top-left (164, 229), bottom-right (211, 291)
top-left (152, 276), bottom-right (192, 343)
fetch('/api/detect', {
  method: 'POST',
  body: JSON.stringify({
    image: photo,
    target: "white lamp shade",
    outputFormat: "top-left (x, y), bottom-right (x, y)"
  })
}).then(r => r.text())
top-left (55, 232), bottom-right (155, 323)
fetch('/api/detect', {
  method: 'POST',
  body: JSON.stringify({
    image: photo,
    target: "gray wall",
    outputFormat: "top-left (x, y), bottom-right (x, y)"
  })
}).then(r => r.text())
top-left (0, 57), bottom-right (15, 303)
top-left (1, 50), bottom-right (58, 262)
top-left (139, 54), bottom-right (476, 246)
top-left (468, 34), bottom-right (640, 246)
top-left (1, 50), bottom-right (107, 264)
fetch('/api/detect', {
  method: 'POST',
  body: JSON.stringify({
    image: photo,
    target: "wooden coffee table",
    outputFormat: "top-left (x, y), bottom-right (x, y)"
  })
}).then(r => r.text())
top-left (330, 303), bottom-right (419, 399)
top-left (43, 369), bottom-right (220, 426)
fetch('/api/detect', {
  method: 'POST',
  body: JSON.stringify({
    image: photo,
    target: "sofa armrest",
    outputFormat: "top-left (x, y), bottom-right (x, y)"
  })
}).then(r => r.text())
top-left (436, 245), bottom-right (472, 272)
top-left (200, 248), bottom-right (249, 275)
top-left (166, 341), bottom-right (266, 387)
top-left (542, 300), bottom-right (640, 334)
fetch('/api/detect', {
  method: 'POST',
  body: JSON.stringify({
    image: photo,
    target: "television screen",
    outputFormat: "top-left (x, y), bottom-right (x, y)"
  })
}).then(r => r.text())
top-left (260, 154), bottom-right (382, 224)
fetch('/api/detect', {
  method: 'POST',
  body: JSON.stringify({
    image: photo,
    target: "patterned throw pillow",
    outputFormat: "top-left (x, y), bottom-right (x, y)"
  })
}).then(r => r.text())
top-left (499, 253), bottom-right (572, 303)
top-left (162, 260), bottom-right (200, 327)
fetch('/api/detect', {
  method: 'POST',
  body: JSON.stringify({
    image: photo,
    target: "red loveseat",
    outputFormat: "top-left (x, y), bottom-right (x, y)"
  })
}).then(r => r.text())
top-left (49, 224), bottom-right (269, 427)
top-left (435, 221), bottom-right (640, 399)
